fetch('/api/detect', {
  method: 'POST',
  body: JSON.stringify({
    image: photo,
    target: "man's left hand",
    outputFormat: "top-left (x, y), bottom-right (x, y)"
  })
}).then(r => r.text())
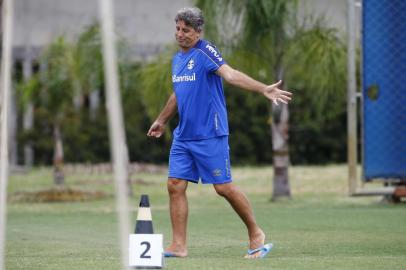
top-left (263, 80), bottom-right (292, 105)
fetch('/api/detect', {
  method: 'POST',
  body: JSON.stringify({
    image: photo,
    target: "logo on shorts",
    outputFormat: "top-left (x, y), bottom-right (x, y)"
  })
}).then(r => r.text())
top-left (213, 169), bottom-right (222, 177)
top-left (225, 158), bottom-right (231, 177)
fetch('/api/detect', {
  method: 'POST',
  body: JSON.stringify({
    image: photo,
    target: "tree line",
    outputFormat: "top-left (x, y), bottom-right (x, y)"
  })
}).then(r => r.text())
top-left (15, 1), bottom-right (347, 176)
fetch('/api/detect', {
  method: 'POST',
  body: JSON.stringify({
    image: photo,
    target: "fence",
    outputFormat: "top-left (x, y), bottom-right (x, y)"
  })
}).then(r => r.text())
top-left (361, 0), bottom-right (406, 181)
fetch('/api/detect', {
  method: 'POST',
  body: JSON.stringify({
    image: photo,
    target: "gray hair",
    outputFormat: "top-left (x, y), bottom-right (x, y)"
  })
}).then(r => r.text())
top-left (175, 7), bottom-right (204, 32)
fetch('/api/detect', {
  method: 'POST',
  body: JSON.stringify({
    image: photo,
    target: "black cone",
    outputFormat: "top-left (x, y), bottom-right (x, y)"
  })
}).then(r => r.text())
top-left (139, 194), bottom-right (150, 207)
top-left (134, 194), bottom-right (154, 234)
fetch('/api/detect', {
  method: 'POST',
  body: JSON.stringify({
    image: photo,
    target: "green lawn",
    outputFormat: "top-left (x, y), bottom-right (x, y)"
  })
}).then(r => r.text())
top-left (5, 165), bottom-right (406, 270)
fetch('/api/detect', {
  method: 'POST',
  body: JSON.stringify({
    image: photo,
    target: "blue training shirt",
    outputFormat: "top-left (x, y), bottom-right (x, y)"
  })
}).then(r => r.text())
top-left (172, 39), bottom-right (229, 141)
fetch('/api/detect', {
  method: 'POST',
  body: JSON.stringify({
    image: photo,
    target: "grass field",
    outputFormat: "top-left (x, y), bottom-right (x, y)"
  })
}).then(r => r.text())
top-left (5, 165), bottom-right (406, 270)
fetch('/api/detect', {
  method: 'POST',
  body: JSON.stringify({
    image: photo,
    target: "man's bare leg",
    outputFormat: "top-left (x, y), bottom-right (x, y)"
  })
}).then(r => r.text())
top-left (213, 182), bottom-right (266, 259)
top-left (165, 178), bottom-right (189, 257)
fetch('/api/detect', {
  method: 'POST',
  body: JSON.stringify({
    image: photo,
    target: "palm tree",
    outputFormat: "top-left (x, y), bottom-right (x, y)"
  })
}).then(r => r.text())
top-left (41, 37), bottom-right (75, 185)
top-left (70, 24), bottom-right (104, 110)
top-left (18, 26), bottom-right (104, 186)
top-left (19, 25), bottom-right (136, 197)
top-left (197, 0), bottom-right (347, 200)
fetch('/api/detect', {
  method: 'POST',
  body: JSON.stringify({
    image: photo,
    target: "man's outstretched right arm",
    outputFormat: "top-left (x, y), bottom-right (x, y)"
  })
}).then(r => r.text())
top-left (147, 93), bottom-right (177, 138)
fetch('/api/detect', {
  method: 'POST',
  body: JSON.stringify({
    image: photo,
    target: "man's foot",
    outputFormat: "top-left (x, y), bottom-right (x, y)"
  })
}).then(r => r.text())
top-left (245, 229), bottom-right (266, 259)
top-left (164, 244), bottom-right (188, 258)
top-left (245, 243), bottom-right (273, 259)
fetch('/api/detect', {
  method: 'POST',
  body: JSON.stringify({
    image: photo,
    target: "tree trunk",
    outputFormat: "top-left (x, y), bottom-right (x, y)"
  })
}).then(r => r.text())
top-left (8, 83), bottom-right (18, 167)
top-left (73, 79), bottom-right (83, 110)
top-left (53, 124), bottom-right (65, 185)
top-left (271, 70), bottom-right (291, 201)
top-left (23, 103), bottom-right (34, 166)
top-left (89, 89), bottom-right (100, 120)
top-left (23, 46), bottom-right (34, 167)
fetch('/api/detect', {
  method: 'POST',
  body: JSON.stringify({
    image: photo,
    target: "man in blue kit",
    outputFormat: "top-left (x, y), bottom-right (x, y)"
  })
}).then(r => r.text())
top-left (147, 7), bottom-right (292, 259)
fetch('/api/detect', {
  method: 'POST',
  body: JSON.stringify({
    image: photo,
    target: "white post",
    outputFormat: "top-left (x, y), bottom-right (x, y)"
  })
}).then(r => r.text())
top-left (0, 0), bottom-right (14, 269)
top-left (99, 0), bottom-right (131, 269)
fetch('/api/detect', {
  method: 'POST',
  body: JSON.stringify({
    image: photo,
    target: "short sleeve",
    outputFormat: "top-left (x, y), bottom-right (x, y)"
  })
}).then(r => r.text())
top-left (198, 42), bottom-right (226, 73)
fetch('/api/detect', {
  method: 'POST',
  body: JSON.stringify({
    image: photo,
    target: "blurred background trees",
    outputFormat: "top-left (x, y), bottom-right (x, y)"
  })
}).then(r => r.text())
top-left (15, 1), bottom-right (348, 181)
top-left (198, 0), bottom-right (347, 199)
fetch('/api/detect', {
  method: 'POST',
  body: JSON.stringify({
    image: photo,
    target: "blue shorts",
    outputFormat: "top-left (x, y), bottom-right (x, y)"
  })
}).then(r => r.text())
top-left (168, 136), bottom-right (232, 184)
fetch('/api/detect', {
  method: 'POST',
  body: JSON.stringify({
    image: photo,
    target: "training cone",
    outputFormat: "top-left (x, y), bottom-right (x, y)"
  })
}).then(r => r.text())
top-left (135, 194), bottom-right (154, 234)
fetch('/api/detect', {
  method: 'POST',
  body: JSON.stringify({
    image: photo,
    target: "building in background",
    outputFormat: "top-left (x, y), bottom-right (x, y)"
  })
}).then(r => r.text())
top-left (12, 0), bottom-right (348, 62)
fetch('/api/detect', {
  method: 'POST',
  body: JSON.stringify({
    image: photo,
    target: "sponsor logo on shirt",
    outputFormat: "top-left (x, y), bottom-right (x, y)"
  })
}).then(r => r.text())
top-left (205, 44), bottom-right (223, 62)
top-left (172, 73), bottom-right (196, 83)
top-left (187, 59), bottom-right (195, 70)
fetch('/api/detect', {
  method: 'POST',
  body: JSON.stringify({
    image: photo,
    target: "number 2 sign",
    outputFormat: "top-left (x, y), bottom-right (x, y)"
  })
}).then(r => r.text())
top-left (129, 234), bottom-right (163, 268)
